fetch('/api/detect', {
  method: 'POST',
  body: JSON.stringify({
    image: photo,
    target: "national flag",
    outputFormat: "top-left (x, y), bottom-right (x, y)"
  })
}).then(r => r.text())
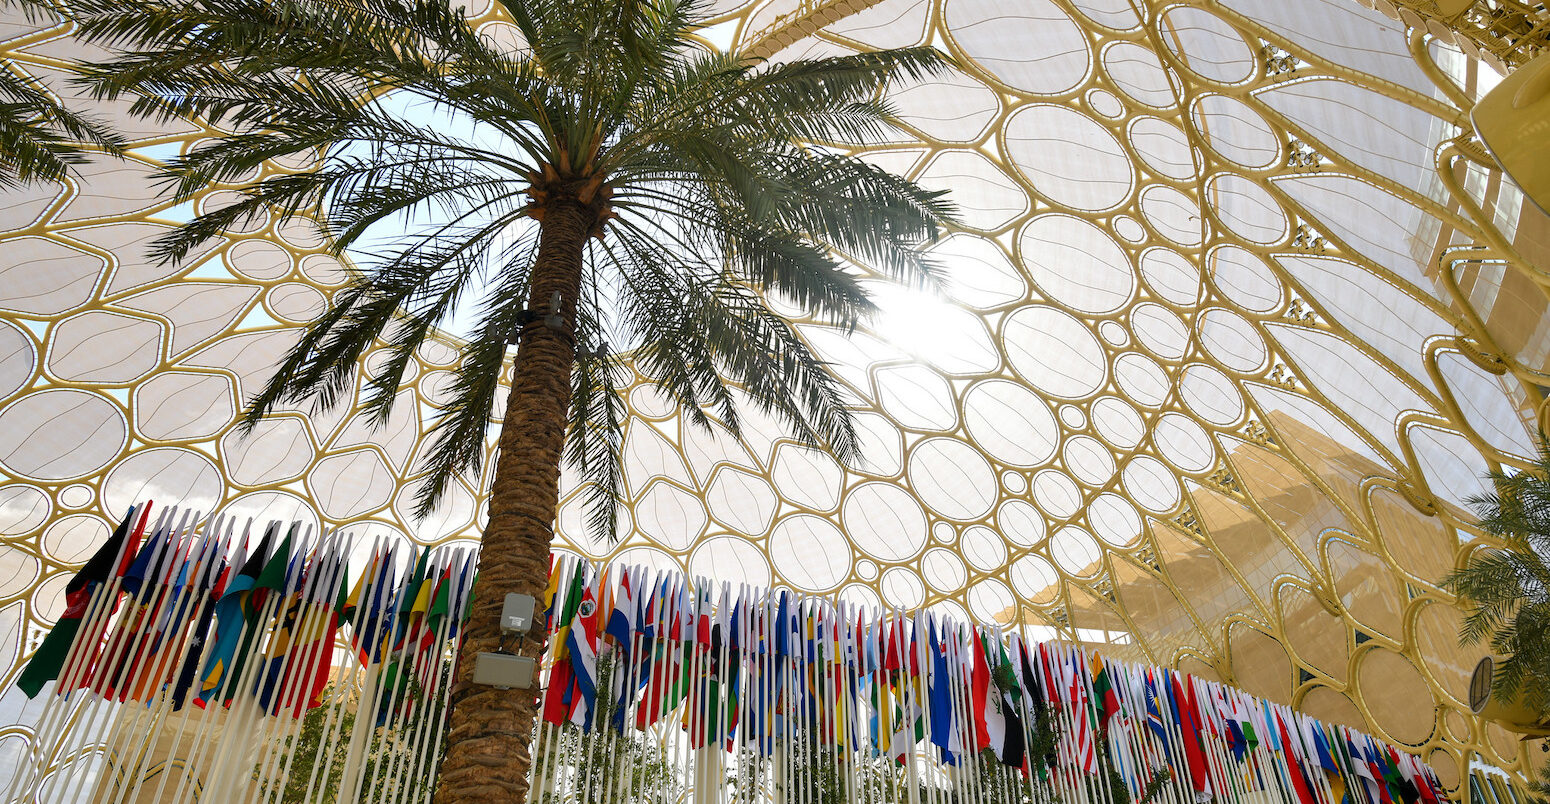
top-left (1170, 672), bottom-right (1212, 800)
top-left (1143, 670), bottom-right (1173, 768)
top-left (1348, 731), bottom-right (1380, 804)
top-left (1016, 636), bottom-right (1056, 776)
top-left (634, 577), bottom-right (688, 731)
top-left (970, 628), bottom-right (992, 752)
top-left (91, 518), bottom-right (178, 698)
top-left (1092, 653), bottom-right (1122, 727)
top-left (124, 523), bottom-right (216, 702)
top-left (721, 588), bottom-right (745, 749)
top-left (1065, 647), bottom-right (1098, 774)
top-left (611, 570), bottom-right (659, 734)
top-left (197, 523), bottom-right (280, 706)
top-left (301, 553), bottom-right (350, 713)
top-left (1307, 717), bottom-right (1346, 804)
top-left (17, 504), bottom-right (146, 697)
top-left (352, 548), bottom-right (399, 664)
top-left (1383, 746), bottom-right (1416, 804)
top-left (990, 632), bottom-right (1026, 769)
top-left (604, 566), bottom-right (635, 660)
top-left (540, 553), bottom-right (563, 630)
top-left (926, 616), bottom-right (956, 764)
top-left (565, 569), bottom-right (601, 730)
top-left (171, 525), bottom-right (236, 709)
top-left (1277, 709), bottom-right (1320, 804)
top-left (541, 558), bottom-right (585, 726)
top-left (392, 546), bottom-right (431, 652)
top-left (1232, 689), bottom-right (1259, 752)
top-left (254, 533), bottom-right (326, 715)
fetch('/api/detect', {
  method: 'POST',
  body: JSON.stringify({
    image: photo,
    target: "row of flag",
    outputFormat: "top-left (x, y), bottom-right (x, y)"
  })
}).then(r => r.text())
top-left (529, 553), bottom-right (1453, 804)
top-left (8, 502), bottom-right (475, 804)
top-left (6, 500), bottom-right (1454, 804)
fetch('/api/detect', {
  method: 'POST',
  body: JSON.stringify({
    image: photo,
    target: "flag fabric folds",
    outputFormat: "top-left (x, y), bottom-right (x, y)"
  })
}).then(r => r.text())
top-left (10, 505), bottom-right (1454, 804)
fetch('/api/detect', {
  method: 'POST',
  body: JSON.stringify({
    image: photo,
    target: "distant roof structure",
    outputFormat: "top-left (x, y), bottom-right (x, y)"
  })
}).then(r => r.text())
top-left (1, 0), bottom-right (1547, 791)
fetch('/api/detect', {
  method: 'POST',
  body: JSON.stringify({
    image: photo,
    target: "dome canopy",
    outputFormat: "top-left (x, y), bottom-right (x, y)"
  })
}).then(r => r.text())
top-left (1, 0), bottom-right (1547, 792)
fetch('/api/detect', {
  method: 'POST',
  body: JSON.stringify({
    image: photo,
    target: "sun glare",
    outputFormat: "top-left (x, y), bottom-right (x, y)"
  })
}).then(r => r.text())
top-left (862, 281), bottom-right (989, 370)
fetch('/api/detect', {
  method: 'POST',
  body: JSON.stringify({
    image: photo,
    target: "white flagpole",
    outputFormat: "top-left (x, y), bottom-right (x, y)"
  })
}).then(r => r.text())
top-left (400, 547), bottom-right (473, 804)
top-left (89, 509), bottom-right (204, 804)
top-left (111, 512), bottom-right (228, 804)
top-left (60, 507), bottom-right (190, 804)
top-left (244, 526), bottom-right (331, 801)
top-left (336, 539), bottom-right (405, 804)
top-left (299, 533), bottom-right (385, 804)
top-left (249, 528), bottom-right (343, 803)
top-left (175, 519), bottom-right (288, 804)
top-left (15, 502), bottom-right (160, 804)
top-left (95, 512), bottom-right (204, 804)
top-left (257, 530), bottom-right (354, 804)
top-left (140, 513), bottom-right (243, 804)
top-left (165, 516), bottom-right (269, 804)
top-left (203, 523), bottom-right (314, 802)
top-left (369, 546), bottom-right (443, 800)
top-left (363, 545), bottom-right (440, 800)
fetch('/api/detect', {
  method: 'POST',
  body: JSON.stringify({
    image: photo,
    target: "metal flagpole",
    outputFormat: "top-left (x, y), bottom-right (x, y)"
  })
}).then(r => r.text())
top-left (337, 540), bottom-right (406, 804)
top-left (369, 546), bottom-right (444, 800)
top-left (111, 513), bottom-right (228, 804)
top-left (2, 501), bottom-right (150, 804)
top-left (249, 529), bottom-right (344, 803)
top-left (139, 514), bottom-right (244, 804)
top-left (406, 547), bottom-right (478, 804)
top-left (201, 523), bottom-right (313, 802)
top-left (165, 516), bottom-right (272, 804)
top-left (259, 531), bottom-right (355, 804)
top-left (61, 508), bottom-right (191, 804)
top-left (298, 534), bottom-right (383, 804)
top-left (94, 513), bottom-right (203, 804)
top-left (178, 520), bottom-right (289, 804)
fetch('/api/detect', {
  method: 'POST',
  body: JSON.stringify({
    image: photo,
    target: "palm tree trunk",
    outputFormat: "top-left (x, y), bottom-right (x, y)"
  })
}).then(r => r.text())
top-left (435, 197), bottom-right (595, 804)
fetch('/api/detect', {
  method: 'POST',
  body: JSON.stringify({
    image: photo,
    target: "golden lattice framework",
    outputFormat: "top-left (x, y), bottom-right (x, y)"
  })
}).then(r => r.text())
top-left (1, 0), bottom-right (1549, 796)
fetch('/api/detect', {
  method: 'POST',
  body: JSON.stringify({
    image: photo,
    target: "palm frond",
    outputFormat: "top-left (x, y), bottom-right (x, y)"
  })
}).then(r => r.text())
top-left (0, 37), bottom-right (125, 186)
top-left (81, 0), bottom-right (957, 544)
top-left (1444, 432), bottom-right (1550, 715)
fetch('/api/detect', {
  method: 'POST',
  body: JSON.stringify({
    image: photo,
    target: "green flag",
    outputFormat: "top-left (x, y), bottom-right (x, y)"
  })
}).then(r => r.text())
top-left (399, 547), bottom-right (430, 616)
top-left (427, 567), bottom-right (451, 627)
top-left (334, 562), bottom-right (351, 615)
top-left (16, 507), bottom-right (138, 697)
top-left (228, 527), bottom-right (294, 698)
top-left (253, 529), bottom-right (295, 593)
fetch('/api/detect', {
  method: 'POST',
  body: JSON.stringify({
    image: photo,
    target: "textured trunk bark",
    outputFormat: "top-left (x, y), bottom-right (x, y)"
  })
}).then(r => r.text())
top-left (434, 197), bottom-right (594, 804)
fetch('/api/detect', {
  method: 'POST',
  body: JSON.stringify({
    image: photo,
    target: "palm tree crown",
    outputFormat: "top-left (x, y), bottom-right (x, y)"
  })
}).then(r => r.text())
top-left (1443, 436), bottom-right (1550, 715)
top-left (74, 2), bottom-right (955, 797)
top-left (75, 0), bottom-right (954, 536)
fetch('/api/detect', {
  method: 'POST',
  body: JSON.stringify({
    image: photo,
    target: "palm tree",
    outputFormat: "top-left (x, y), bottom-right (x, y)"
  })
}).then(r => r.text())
top-left (71, 0), bottom-right (953, 800)
top-left (0, 0), bottom-right (124, 184)
top-left (1442, 435), bottom-right (1550, 717)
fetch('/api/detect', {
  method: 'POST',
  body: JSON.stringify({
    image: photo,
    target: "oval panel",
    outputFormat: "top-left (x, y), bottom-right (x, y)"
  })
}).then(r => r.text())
top-left (843, 482), bottom-right (929, 561)
top-left (963, 379), bottom-right (1059, 467)
top-left (1019, 214), bottom-right (1135, 314)
top-left (908, 438), bottom-right (998, 521)
top-left (1003, 307), bottom-right (1108, 399)
top-left (1006, 105), bottom-right (1134, 212)
top-left (0, 389), bottom-right (126, 480)
top-left (768, 515), bottom-right (851, 592)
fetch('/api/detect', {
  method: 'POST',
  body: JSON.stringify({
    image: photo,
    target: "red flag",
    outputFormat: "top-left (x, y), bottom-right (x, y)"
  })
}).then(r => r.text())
top-left (1278, 710), bottom-right (1320, 804)
top-left (884, 615), bottom-right (901, 673)
top-left (970, 631), bottom-right (991, 751)
top-left (1172, 674), bottom-right (1211, 798)
top-left (542, 659), bottom-right (576, 726)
